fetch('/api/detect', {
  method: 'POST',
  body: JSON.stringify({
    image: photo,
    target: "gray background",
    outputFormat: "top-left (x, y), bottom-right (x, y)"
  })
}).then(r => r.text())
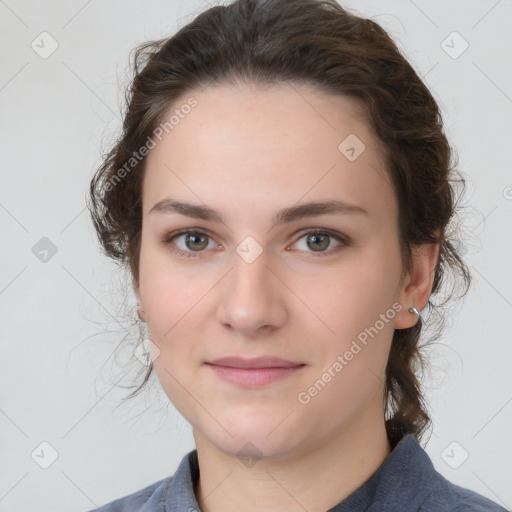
top-left (1, 0), bottom-right (511, 510)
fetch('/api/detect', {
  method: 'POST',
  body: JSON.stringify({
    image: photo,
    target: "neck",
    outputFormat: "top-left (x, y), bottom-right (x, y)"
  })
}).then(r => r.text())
top-left (193, 410), bottom-right (392, 512)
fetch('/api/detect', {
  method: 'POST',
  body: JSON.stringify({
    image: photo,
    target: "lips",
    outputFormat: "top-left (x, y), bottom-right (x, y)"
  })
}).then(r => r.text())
top-left (206, 356), bottom-right (304, 369)
top-left (205, 357), bottom-right (305, 388)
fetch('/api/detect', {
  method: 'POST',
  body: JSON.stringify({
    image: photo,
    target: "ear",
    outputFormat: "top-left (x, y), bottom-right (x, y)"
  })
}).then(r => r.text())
top-left (134, 286), bottom-right (142, 305)
top-left (394, 242), bottom-right (440, 329)
top-left (133, 282), bottom-right (147, 322)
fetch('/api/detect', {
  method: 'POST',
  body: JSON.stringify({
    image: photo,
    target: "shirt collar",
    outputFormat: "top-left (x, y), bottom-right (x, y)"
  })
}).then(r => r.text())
top-left (328, 432), bottom-right (434, 511)
top-left (162, 432), bottom-right (432, 511)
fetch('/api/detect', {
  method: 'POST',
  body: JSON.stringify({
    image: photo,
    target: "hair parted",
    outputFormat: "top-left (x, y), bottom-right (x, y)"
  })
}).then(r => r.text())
top-left (87, 0), bottom-right (471, 445)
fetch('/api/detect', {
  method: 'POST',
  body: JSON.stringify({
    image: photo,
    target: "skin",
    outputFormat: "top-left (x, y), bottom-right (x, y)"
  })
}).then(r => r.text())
top-left (134, 81), bottom-right (439, 512)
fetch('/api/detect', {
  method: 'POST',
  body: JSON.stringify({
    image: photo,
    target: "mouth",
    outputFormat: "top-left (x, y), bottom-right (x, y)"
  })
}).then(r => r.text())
top-left (206, 356), bottom-right (304, 369)
top-left (204, 356), bottom-right (305, 387)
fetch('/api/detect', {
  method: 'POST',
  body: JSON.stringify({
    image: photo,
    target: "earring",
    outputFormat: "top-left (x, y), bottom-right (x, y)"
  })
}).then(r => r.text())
top-left (409, 306), bottom-right (420, 319)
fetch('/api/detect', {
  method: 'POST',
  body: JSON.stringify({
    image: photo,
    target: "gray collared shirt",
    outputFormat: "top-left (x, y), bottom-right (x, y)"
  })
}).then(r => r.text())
top-left (89, 432), bottom-right (507, 511)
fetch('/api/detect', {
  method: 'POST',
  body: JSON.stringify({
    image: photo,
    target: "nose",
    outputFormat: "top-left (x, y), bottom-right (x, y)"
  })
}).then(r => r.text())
top-left (215, 249), bottom-right (288, 337)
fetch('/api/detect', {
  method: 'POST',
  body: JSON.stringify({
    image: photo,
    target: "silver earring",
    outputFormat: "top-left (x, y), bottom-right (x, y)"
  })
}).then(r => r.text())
top-left (409, 306), bottom-right (420, 318)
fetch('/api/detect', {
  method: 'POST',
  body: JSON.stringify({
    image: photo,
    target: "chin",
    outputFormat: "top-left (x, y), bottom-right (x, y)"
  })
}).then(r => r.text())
top-left (197, 418), bottom-right (304, 462)
top-left (216, 435), bottom-right (293, 462)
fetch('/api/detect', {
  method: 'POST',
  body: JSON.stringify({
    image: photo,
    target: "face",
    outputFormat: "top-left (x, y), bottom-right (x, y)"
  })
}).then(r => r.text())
top-left (135, 82), bottom-right (414, 460)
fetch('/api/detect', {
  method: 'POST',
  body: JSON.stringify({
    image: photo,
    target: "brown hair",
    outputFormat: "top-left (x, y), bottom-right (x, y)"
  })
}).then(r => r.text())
top-left (87, 0), bottom-right (471, 445)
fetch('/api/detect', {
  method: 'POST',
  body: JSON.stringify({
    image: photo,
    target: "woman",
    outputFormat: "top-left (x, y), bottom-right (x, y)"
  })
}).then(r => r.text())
top-left (87, 0), bottom-right (507, 510)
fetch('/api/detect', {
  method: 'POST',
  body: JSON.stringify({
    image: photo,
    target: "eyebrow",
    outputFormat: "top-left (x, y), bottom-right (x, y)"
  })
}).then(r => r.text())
top-left (149, 198), bottom-right (368, 225)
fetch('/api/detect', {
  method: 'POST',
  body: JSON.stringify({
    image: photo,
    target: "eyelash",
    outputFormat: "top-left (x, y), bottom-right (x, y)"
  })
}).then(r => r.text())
top-left (161, 228), bottom-right (350, 259)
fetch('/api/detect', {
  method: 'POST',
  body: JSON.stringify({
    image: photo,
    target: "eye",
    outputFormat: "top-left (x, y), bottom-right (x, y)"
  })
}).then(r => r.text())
top-left (289, 228), bottom-right (349, 257)
top-left (163, 229), bottom-right (217, 259)
top-left (162, 228), bottom-right (349, 259)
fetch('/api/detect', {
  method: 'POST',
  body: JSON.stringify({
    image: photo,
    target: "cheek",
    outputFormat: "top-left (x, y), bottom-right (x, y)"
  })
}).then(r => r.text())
top-left (138, 246), bottom-right (229, 394)
top-left (296, 262), bottom-right (399, 419)
top-left (143, 266), bottom-right (206, 414)
top-left (138, 257), bottom-right (192, 374)
top-left (303, 253), bottom-right (401, 340)
top-left (305, 246), bottom-right (402, 386)
top-left (139, 242), bottom-right (217, 332)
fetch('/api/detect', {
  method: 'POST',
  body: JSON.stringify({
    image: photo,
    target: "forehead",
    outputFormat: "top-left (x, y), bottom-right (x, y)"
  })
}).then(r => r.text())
top-left (142, 82), bottom-right (394, 223)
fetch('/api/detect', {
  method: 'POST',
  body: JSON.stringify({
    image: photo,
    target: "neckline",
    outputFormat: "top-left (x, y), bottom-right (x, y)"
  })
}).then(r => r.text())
top-left (166, 431), bottom-right (429, 511)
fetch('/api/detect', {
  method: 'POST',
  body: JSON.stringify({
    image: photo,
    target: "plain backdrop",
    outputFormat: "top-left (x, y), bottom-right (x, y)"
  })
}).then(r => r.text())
top-left (1, 1), bottom-right (511, 511)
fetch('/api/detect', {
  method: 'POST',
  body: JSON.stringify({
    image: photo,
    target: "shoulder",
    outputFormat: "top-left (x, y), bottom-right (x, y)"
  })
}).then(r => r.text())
top-left (85, 448), bottom-right (200, 512)
top-left (366, 432), bottom-right (508, 512)
top-left (85, 476), bottom-right (172, 512)
top-left (416, 470), bottom-right (508, 512)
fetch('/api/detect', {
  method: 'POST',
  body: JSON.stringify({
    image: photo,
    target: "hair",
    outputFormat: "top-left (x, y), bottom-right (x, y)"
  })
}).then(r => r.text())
top-left (87, 0), bottom-right (471, 446)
